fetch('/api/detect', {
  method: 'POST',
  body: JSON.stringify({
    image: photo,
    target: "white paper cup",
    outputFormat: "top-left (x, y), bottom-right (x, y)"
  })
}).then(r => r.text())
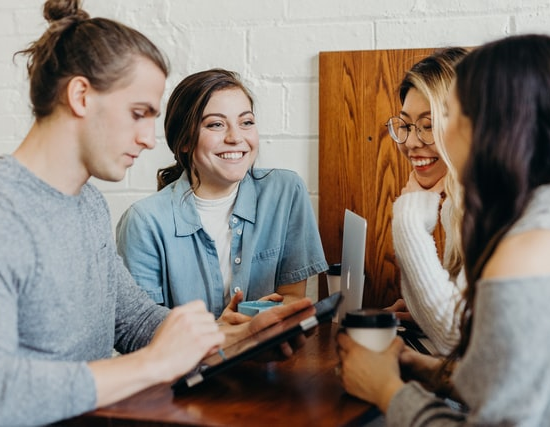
top-left (326, 264), bottom-right (341, 295)
top-left (326, 264), bottom-right (341, 322)
top-left (342, 309), bottom-right (399, 352)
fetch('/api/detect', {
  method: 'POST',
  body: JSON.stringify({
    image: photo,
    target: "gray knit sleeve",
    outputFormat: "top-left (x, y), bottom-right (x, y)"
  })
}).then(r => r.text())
top-left (387, 276), bottom-right (550, 426)
top-left (0, 203), bottom-right (97, 426)
top-left (88, 187), bottom-right (169, 353)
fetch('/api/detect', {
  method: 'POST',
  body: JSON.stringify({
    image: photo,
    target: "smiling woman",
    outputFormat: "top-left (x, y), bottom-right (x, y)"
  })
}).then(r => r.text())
top-left (337, 33), bottom-right (550, 426)
top-left (386, 47), bottom-right (469, 356)
top-left (116, 68), bottom-right (328, 324)
top-left (391, 87), bottom-right (447, 188)
top-left (191, 87), bottom-right (259, 198)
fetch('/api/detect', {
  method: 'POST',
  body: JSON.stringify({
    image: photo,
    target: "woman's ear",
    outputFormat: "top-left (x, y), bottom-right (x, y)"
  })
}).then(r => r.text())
top-left (65, 76), bottom-right (92, 117)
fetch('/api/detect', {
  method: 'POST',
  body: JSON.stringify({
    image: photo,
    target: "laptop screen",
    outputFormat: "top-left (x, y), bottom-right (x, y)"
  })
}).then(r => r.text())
top-left (337, 209), bottom-right (367, 321)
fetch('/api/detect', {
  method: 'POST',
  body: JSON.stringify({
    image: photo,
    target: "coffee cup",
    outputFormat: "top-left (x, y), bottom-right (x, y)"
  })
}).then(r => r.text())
top-left (326, 263), bottom-right (341, 296)
top-left (341, 309), bottom-right (399, 352)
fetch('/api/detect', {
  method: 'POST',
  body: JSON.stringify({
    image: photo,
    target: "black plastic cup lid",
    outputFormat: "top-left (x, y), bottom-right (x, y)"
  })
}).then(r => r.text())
top-left (327, 263), bottom-right (341, 275)
top-left (341, 309), bottom-right (399, 328)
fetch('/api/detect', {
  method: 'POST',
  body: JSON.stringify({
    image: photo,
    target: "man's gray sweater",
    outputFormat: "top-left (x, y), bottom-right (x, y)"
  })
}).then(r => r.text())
top-left (0, 155), bottom-right (169, 426)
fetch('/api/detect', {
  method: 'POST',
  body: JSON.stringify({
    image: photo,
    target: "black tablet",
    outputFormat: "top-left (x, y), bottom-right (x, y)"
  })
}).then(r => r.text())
top-left (172, 292), bottom-right (343, 394)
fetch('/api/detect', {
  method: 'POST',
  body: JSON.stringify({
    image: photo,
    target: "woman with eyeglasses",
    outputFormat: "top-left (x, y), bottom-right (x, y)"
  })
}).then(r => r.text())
top-left (338, 33), bottom-right (550, 426)
top-left (385, 47), bottom-right (469, 356)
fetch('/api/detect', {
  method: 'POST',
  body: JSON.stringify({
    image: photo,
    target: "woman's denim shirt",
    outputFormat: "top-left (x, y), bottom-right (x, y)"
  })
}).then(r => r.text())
top-left (116, 169), bottom-right (328, 318)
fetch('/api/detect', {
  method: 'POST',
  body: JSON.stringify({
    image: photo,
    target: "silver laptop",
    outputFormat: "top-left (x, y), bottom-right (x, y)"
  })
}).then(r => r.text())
top-left (337, 209), bottom-right (367, 321)
top-left (336, 210), bottom-right (438, 355)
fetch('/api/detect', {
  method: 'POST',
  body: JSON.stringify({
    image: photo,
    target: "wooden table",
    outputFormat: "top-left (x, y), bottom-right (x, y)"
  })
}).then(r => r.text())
top-left (64, 322), bottom-right (378, 427)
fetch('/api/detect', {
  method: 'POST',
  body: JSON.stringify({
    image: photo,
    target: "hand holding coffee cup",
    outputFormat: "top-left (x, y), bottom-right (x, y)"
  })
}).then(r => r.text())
top-left (341, 309), bottom-right (399, 352)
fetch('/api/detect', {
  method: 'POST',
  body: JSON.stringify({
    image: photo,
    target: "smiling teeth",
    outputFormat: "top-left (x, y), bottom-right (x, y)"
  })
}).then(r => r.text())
top-left (219, 152), bottom-right (243, 160)
top-left (411, 158), bottom-right (437, 167)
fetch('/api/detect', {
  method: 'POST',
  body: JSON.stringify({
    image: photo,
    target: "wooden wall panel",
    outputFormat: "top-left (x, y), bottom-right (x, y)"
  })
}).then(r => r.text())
top-left (318, 48), bottom-right (441, 308)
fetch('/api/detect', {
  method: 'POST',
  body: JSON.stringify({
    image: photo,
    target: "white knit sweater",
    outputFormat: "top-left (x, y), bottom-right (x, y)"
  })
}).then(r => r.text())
top-left (392, 191), bottom-right (465, 355)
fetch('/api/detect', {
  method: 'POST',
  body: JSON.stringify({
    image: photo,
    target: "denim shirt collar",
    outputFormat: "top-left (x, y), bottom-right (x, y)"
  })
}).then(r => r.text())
top-left (171, 171), bottom-right (257, 237)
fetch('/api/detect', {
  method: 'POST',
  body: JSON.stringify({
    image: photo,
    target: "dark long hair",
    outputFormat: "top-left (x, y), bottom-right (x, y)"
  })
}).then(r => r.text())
top-left (450, 34), bottom-right (550, 360)
top-left (15, 0), bottom-right (169, 119)
top-left (158, 68), bottom-right (255, 191)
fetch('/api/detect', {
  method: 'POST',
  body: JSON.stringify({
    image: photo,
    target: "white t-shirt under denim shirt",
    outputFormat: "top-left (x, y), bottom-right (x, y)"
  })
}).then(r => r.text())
top-left (194, 184), bottom-right (239, 305)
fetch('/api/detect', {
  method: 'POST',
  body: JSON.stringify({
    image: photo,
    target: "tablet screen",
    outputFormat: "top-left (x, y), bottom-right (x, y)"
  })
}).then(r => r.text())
top-left (172, 292), bottom-right (342, 393)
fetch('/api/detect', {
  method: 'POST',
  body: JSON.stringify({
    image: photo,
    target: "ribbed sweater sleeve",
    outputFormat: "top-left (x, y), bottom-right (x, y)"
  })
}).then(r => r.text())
top-left (392, 191), bottom-right (464, 355)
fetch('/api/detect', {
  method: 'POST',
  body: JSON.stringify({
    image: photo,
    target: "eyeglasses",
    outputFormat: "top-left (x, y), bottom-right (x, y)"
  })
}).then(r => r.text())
top-left (385, 116), bottom-right (434, 145)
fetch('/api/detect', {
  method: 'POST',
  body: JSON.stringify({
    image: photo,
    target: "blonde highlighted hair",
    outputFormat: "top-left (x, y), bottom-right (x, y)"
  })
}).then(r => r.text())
top-left (398, 47), bottom-right (470, 278)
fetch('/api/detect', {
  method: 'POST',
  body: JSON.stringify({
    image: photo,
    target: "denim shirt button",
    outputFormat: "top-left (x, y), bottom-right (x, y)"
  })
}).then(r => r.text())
top-left (236, 229), bottom-right (242, 235)
top-left (232, 217), bottom-right (239, 224)
top-left (234, 257), bottom-right (241, 264)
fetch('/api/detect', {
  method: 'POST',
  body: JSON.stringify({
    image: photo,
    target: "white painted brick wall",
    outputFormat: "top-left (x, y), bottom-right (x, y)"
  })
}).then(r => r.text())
top-left (2, 0), bottom-right (550, 299)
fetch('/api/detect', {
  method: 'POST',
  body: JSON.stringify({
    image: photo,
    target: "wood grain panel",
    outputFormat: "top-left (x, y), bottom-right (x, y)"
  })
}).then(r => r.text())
top-left (319, 48), bottom-right (443, 308)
